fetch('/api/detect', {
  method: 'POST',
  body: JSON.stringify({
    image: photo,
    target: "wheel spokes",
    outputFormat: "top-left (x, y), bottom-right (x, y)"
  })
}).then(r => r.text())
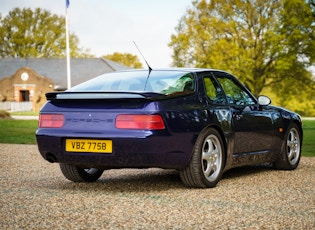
top-left (202, 136), bottom-right (221, 180)
top-left (287, 139), bottom-right (295, 159)
top-left (286, 129), bottom-right (300, 165)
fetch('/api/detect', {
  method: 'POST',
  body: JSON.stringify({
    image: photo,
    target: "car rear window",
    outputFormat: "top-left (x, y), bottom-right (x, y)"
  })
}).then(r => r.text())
top-left (69, 70), bottom-right (195, 96)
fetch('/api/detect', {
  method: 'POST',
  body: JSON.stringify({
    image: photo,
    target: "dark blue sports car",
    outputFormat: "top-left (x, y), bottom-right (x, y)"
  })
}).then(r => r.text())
top-left (36, 68), bottom-right (303, 188)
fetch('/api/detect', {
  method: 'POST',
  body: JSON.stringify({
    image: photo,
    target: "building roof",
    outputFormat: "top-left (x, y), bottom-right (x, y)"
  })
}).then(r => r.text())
top-left (0, 58), bottom-right (129, 90)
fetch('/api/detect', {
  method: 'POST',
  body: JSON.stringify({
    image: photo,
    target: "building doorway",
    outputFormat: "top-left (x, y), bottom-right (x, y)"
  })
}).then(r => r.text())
top-left (20, 90), bottom-right (30, 101)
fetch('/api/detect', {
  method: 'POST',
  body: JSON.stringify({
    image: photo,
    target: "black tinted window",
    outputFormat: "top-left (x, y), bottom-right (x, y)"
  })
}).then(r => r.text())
top-left (203, 76), bottom-right (227, 104)
top-left (217, 76), bottom-right (255, 105)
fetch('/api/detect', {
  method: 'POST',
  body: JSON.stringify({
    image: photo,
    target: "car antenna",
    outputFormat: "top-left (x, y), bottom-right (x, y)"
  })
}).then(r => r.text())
top-left (133, 41), bottom-right (152, 74)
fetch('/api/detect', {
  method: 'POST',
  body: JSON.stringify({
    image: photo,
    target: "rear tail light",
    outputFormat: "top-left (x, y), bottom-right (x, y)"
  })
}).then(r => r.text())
top-left (116, 114), bottom-right (165, 130)
top-left (39, 114), bottom-right (64, 128)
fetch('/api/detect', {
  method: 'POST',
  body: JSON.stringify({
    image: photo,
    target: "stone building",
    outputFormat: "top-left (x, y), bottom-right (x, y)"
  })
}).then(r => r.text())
top-left (0, 58), bottom-right (128, 111)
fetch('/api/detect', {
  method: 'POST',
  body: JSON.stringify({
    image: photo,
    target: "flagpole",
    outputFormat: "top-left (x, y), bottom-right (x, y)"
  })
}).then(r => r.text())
top-left (65, 0), bottom-right (71, 89)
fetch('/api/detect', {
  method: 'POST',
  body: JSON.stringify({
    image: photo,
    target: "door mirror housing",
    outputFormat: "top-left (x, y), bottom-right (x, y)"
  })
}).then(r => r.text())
top-left (257, 95), bottom-right (271, 106)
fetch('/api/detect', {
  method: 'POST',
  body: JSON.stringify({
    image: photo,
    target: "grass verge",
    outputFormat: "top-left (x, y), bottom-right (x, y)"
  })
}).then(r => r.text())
top-left (0, 119), bottom-right (38, 144)
top-left (302, 119), bottom-right (315, 157)
top-left (9, 111), bottom-right (39, 116)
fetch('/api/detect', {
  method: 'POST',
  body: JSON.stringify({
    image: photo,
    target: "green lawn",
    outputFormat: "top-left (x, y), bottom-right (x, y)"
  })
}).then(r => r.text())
top-left (9, 111), bottom-right (39, 116)
top-left (0, 119), bottom-right (38, 144)
top-left (302, 119), bottom-right (315, 157)
top-left (0, 118), bottom-right (314, 157)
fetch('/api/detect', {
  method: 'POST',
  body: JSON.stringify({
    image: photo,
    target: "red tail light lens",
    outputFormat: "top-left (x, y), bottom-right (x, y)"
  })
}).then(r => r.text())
top-left (39, 114), bottom-right (64, 128)
top-left (116, 114), bottom-right (165, 130)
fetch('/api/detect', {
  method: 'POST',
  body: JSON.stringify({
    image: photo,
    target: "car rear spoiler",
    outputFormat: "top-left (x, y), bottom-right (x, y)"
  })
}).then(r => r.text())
top-left (45, 91), bottom-right (166, 101)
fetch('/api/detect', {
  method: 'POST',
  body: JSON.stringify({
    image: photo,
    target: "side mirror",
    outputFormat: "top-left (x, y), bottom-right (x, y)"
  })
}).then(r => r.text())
top-left (257, 95), bottom-right (271, 106)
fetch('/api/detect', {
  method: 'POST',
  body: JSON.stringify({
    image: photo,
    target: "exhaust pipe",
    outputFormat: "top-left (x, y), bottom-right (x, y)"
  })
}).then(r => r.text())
top-left (46, 153), bottom-right (57, 163)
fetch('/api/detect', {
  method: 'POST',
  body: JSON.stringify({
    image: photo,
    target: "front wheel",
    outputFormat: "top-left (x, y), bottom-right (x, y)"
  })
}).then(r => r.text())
top-left (60, 163), bottom-right (104, 182)
top-left (180, 128), bottom-right (225, 188)
top-left (274, 123), bottom-right (302, 170)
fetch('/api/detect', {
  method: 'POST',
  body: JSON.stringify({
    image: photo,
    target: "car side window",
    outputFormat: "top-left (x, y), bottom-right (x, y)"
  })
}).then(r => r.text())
top-left (203, 76), bottom-right (227, 104)
top-left (159, 73), bottom-right (195, 96)
top-left (216, 76), bottom-right (255, 106)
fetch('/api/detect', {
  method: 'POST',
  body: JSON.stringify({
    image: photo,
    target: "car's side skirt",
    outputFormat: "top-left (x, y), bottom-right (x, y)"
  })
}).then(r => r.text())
top-left (230, 150), bottom-right (276, 168)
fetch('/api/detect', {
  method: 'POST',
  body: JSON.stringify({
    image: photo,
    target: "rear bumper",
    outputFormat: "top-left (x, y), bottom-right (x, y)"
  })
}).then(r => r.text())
top-left (36, 131), bottom-right (195, 169)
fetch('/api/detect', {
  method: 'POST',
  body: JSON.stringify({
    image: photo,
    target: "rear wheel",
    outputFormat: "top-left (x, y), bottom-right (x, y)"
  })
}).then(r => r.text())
top-left (180, 128), bottom-right (225, 188)
top-left (275, 123), bottom-right (302, 170)
top-left (60, 163), bottom-right (104, 182)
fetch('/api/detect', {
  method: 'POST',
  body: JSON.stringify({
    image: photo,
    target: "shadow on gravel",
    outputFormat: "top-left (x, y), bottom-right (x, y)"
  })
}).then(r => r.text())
top-left (55, 169), bottom-right (184, 193)
top-left (50, 164), bottom-right (275, 192)
top-left (222, 164), bottom-right (274, 180)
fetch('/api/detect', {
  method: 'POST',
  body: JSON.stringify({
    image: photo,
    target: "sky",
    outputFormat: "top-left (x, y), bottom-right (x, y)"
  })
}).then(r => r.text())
top-left (1, 0), bottom-right (193, 68)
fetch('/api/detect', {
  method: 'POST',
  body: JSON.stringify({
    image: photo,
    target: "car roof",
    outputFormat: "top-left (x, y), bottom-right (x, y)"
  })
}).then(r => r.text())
top-left (116, 68), bottom-right (228, 74)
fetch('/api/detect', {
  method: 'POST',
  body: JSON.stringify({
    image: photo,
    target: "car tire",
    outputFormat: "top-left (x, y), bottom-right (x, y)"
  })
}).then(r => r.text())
top-left (59, 163), bottom-right (104, 182)
top-left (274, 123), bottom-right (302, 170)
top-left (180, 128), bottom-right (225, 188)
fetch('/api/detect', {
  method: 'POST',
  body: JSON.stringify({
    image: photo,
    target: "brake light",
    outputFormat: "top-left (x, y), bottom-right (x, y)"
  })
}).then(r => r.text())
top-left (39, 114), bottom-right (64, 128)
top-left (116, 114), bottom-right (165, 130)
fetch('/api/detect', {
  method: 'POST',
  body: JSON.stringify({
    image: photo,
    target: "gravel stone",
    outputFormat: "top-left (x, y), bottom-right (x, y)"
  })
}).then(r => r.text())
top-left (0, 144), bottom-right (314, 229)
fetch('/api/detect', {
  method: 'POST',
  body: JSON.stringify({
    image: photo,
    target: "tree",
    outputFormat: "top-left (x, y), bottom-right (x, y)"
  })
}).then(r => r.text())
top-left (169, 0), bottom-right (315, 115)
top-left (0, 7), bottom-right (92, 58)
top-left (103, 52), bottom-right (143, 68)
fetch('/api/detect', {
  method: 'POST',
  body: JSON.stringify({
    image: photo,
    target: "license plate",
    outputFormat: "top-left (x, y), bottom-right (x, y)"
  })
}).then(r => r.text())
top-left (65, 139), bottom-right (112, 153)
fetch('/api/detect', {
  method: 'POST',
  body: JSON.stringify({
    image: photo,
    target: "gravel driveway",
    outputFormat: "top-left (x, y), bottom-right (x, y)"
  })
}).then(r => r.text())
top-left (1, 144), bottom-right (314, 229)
